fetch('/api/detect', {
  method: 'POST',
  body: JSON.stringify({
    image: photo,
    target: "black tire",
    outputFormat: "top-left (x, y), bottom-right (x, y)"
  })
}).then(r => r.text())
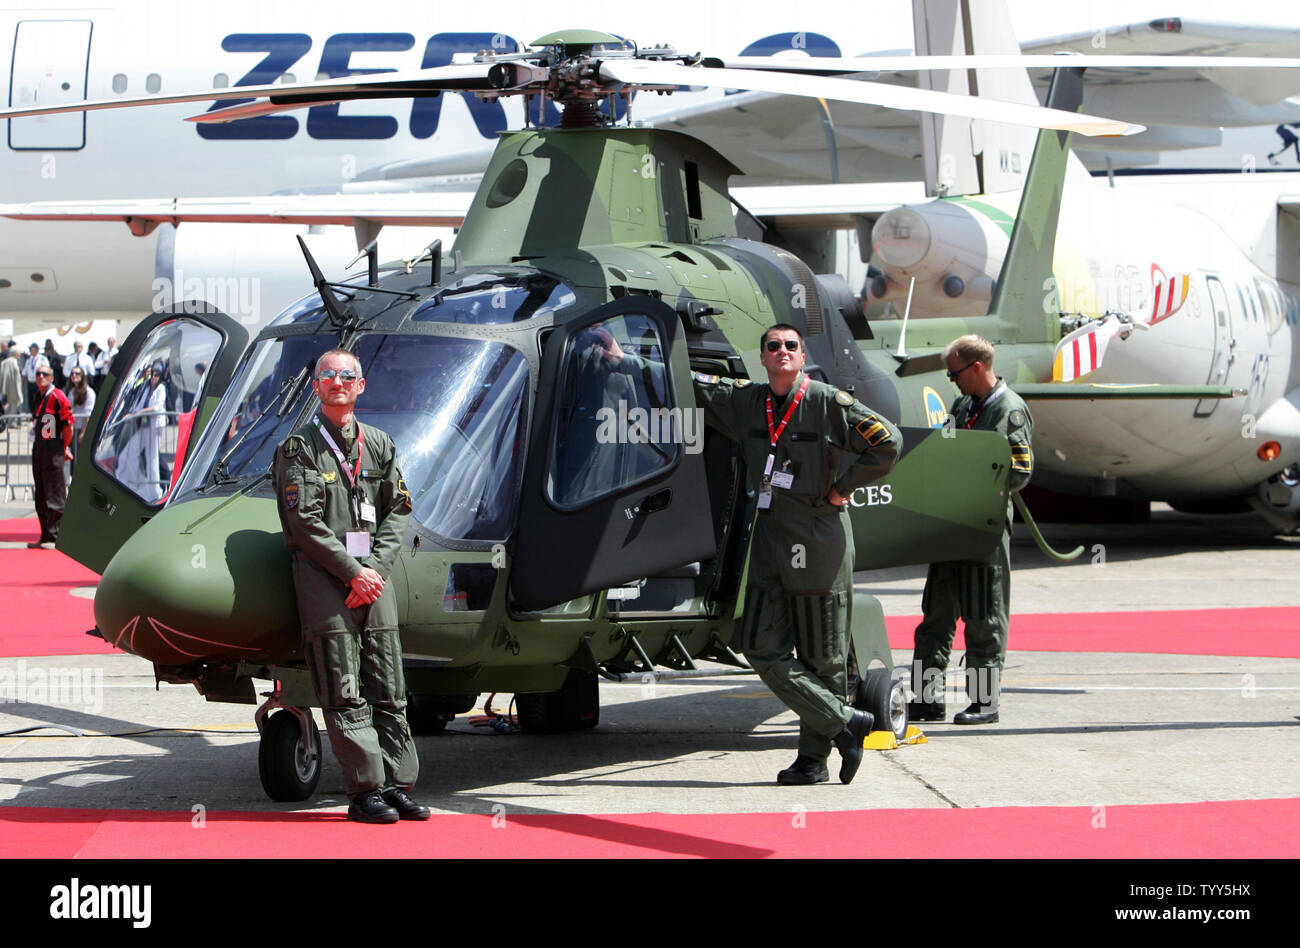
top-left (405, 692), bottom-right (475, 736)
top-left (516, 668), bottom-right (600, 734)
top-left (857, 667), bottom-right (909, 742)
top-left (259, 709), bottom-right (321, 802)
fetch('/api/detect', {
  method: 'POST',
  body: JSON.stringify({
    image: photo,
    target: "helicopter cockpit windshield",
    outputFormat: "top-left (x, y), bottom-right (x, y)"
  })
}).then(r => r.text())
top-left (176, 329), bottom-right (530, 543)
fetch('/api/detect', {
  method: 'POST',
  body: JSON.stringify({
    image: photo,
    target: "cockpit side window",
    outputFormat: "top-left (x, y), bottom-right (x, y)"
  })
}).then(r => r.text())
top-left (93, 319), bottom-right (222, 506)
top-left (548, 313), bottom-right (677, 509)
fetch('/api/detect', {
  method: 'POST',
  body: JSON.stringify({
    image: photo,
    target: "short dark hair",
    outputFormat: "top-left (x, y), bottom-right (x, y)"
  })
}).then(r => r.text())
top-left (760, 323), bottom-right (805, 349)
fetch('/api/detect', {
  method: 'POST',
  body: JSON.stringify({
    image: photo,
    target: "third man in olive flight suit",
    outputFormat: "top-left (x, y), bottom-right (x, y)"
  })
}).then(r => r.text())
top-left (909, 334), bottom-right (1034, 726)
top-left (273, 348), bottom-right (428, 823)
top-left (695, 324), bottom-right (901, 785)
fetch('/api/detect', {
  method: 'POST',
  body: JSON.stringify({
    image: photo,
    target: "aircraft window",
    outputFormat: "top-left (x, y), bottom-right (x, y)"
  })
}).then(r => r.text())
top-left (93, 319), bottom-right (223, 506)
top-left (178, 334), bottom-right (337, 494)
top-left (411, 274), bottom-right (577, 325)
top-left (213, 73), bottom-right (229, 88)
top-left (548, 313), bottom-right (676, 509)
top-left (111, 74), bottom-right (127, 94)
top-left (267, 293), bottom-right (328, 326)
top-left (354, 335), bottom-right (529, 541)
top-left (146, 73), bottom-right (161, 94)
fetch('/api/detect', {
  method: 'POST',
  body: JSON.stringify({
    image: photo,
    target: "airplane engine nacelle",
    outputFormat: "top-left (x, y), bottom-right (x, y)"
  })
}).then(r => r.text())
top-left (866, 201), bottom-right (1007, 317)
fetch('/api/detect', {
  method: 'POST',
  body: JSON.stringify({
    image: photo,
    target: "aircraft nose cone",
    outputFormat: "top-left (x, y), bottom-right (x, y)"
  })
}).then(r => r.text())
top-left (94, 496), bottom-right (301, 667)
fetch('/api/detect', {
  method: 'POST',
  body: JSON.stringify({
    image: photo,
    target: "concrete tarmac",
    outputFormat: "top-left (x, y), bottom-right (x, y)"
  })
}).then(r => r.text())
top-left (1, 504), bottom-right (1298, 820)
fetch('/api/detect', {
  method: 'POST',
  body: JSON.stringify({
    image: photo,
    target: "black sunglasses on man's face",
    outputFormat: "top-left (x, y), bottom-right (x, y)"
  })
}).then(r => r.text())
top-left (765, 339), bottom-right (800, 353)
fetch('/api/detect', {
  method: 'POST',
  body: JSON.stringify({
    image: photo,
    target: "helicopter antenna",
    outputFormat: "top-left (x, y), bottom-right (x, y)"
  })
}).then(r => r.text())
top-left (893, 276), bottom-right (916, 360)
top-left (297, 235), bottom-right (350, 328)
top-left (345, 237), bottom-right (380, 288)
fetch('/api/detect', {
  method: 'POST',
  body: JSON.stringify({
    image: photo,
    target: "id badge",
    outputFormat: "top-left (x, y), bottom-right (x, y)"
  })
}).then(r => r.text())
top-left (771, 471), bottom-right (794, 490)
top-left (757, 489), bottom-right (772, 510)
top-left (346, 530), bottom-right (371, 558)
top-left (359, 501), bottom-right (377, 524)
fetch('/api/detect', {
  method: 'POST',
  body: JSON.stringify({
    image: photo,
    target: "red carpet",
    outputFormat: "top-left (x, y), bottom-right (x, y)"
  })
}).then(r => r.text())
top-left (0, 520), bottom-right (113, 657)
top-left (1, 798), bottom-right (1295, 858)
top-left (2, 515), bottom-right (1296, 659)
top-left (885, 609), bottom-right (1300, 658)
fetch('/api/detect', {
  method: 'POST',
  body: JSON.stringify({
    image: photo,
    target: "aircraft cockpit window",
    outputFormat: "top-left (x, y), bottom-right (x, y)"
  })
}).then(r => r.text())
top-left (353, 335), bottom-right (529, 541)
top-left (549, 314), bottom-right (676, 509)
top-left (93, 319), bottom-right (223, 506)
top-left (411, 274), bottom-right (577, 325)
top-left (177, 334), bottom-right (337, 494)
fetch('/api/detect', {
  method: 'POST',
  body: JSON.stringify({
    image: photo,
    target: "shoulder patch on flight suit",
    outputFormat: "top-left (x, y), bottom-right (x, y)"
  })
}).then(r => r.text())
top-left (834, 389), bottom-right (854, 407)
top-left (694, 372), bottom-right (720, 385)
top-left (322, 470), bottom-right (337, 484)
top-left (855, 415), bottom-right (891, 446)
top-left (733, 378), bottom-right (753, 388)
top-left (282, 436), bottom-right (304, 458)
top-left (284, 484), bottom-right (299, 510)
top-left (1009, 409), bottom-right (1027, 428)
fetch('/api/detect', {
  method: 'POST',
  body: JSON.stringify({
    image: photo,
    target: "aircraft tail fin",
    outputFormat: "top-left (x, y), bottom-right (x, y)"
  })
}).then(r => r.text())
top-left (986, 66), bottom-right (1085, 345)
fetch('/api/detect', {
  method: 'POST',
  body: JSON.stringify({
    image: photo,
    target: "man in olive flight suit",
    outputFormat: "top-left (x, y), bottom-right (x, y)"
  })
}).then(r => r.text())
top-left (694, 323), bottom-right (902, 786)
top-left (273, 348), bottom-right (429, 824)
top-left (909, 334), bottom-right (1034, 726)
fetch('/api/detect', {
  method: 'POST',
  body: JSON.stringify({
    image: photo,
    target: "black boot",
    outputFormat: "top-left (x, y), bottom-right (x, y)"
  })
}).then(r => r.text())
top-left (347, 789), bottom-right (399, 824)
top-left (954, 666), bottom-right (999, 725)
top-left (832, 709), bottom-right (875, 785)
top-left (906, 700), bottom-right (945, 722)
top-left (382, 788), bottom-right (431, 821)
top-left (777, 755), bottom-right (829, 785)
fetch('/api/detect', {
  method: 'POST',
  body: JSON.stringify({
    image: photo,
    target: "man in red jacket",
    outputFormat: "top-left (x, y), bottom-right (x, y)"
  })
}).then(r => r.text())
top-left (30, 365), bottom-right (74, 549)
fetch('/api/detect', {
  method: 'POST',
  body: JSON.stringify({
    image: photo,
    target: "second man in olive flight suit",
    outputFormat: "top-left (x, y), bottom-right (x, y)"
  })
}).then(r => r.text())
top-left (273, 348), bottom-right (428, 823)
top-left (695, 324), bottom-right (901, 786)
top-left (909, 334), bottom-right (1034, 726)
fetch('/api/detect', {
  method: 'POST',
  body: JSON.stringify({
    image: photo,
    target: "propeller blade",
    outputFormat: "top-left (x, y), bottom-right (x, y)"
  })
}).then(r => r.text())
top-left (0, 63), bottom-right (493, 121)
top-left (719, 54), bottom-right (1300, 74)
top-left (1053, 320), bottom-right (1123, 382)
top-left (599, 60), bottom-right (1142, 136)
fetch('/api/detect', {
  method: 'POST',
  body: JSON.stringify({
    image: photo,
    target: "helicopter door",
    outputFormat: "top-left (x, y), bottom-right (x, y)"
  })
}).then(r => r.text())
top-left (511, 297), bottom-right (716, 611)
top-left (58, 304), bottom-right (249, 573)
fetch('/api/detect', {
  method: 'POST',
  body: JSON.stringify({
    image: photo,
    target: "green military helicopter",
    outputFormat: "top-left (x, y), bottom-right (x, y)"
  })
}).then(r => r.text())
top-left (22, 32), bottom-right (1150, 800)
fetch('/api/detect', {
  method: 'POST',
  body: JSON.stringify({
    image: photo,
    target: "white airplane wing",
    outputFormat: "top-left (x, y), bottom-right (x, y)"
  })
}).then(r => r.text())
top-left (1023, 19), bottom-right (1300, 109)
top-left (0, 193), bottom-right (474, 234)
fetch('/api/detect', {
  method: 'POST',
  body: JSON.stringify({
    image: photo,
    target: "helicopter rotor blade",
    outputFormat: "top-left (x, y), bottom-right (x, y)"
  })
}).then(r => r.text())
top-left (0, 62), bottom-right (494, 121)
top-left (598, 59), bottom-right (1143, 136)
top-left (717, 53), bottom-right (1300, 75)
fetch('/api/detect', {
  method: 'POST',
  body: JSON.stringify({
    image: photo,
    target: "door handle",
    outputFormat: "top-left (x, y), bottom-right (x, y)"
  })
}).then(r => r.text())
top-left (626, 487), bottom-right (672, 519)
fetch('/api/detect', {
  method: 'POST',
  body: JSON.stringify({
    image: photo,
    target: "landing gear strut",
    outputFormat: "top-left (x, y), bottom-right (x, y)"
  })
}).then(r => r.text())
top-left (255, 683), bottom-right (321, 802)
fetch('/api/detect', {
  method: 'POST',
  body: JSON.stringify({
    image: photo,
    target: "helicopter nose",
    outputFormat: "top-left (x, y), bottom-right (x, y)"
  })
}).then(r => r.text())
top-left (94, 495), bottom-right (302, 667)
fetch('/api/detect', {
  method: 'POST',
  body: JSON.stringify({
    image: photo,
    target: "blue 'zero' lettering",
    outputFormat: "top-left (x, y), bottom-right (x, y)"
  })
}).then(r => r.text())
top-left (198, 34), bottom-right (312, 140)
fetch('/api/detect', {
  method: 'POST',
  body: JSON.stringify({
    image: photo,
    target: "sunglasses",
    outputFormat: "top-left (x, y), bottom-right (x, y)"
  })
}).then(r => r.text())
top-left (316, 368), bottom-right (359, 383)
top-left (947, 362), bottom-right (976, 382)
top-left (36, 370), bottom-right (53, 377)
top-left (765, 339), bottom-right (800, 352)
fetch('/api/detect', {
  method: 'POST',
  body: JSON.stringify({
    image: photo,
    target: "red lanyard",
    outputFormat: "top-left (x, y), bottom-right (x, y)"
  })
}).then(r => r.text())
top-left (315, 416), bottom-right (364, 487)
top-left (766, 377), bottom-right (809, 447)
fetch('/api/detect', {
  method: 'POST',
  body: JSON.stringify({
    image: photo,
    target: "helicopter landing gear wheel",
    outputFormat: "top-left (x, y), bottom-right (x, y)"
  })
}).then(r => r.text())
top-left (259, 708), bottom-right (321, 802)
top-left (856, 667), bottom-right (909, 742)
top-left (516, 668), bottom-right (599, 734)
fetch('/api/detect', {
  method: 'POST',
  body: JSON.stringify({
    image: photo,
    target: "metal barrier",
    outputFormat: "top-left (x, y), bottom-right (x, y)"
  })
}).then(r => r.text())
top-left (0, 413), bottom-right (34, 502)
top-left (0, 410), bottom-right (184, 503)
